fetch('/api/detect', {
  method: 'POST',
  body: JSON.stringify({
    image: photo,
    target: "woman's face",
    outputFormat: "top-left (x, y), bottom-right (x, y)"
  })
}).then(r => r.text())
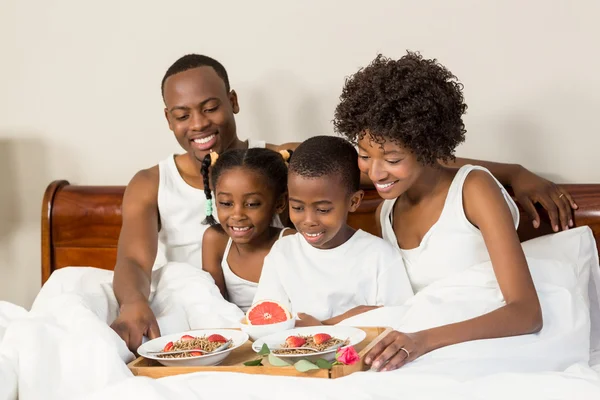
top-left (356, 134), bottom-right (424, 199)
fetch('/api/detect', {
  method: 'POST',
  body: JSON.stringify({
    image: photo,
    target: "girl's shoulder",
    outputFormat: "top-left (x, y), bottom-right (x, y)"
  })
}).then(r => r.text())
top-left (202, 225), bottom-right (229, 254)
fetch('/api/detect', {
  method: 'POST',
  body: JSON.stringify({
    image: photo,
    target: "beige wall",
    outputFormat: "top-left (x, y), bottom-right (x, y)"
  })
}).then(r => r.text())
top-left (1, 0), bottom-right (598, 308)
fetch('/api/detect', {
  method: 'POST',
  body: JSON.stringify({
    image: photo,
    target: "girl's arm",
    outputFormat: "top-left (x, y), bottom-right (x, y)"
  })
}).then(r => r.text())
top-left (366, 170), bottom-right (542, 372)
top-left (201, 226), bottom-right (229, 299)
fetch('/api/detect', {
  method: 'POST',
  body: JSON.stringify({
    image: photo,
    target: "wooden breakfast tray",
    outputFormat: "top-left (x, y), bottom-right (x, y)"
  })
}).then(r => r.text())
top-left (127, 326), bottom-right (392, 379)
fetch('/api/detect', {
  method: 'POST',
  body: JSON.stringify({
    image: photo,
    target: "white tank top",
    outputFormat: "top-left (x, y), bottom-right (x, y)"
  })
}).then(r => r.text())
top-left (221, 228), bottom-right (291, 312)
top-left (154, 139), bottom-right (268, 270)
top-left (379, 165), bottom-right (520, 293)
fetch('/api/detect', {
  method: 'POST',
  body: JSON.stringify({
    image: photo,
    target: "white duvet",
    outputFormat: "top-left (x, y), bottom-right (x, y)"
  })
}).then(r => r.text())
top-left (1, 227), bottom-right (600, 400)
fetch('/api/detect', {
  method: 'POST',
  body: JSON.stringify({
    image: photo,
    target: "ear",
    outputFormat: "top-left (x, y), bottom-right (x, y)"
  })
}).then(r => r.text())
top-left (229, 90), bottom-right (240, 114)
top-left (164, 108), bottom-right (174, 131)
top-left (348, 189), bottom-right (364, 212)
top-left (274, 192), bottom-right (288, 214)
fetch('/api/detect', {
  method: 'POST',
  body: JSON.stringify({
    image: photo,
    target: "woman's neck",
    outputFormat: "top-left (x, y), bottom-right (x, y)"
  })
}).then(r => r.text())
top-left (403, 165), bottom-right (449, 204)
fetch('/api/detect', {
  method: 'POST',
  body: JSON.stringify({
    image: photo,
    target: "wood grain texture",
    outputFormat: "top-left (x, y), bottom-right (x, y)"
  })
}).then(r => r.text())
top-left (42, 180), bottom-right (600, 284)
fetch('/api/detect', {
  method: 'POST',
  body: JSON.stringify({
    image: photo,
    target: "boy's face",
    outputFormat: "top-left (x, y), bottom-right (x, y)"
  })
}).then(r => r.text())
top-left (163, 66), bottom-right (240, 163)
top-left (215, 167), bottom-right (286, 245)
top-left (356, 134), bottom-right (424, 200)
top-left (288, 172), bottom-right (363, 250)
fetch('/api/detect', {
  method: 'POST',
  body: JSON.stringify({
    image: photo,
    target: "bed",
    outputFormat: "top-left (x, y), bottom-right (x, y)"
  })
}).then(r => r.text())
top-left (41, 179), bottom-right (600, 283)
top-left (1, 178), bottom-right (593, 400)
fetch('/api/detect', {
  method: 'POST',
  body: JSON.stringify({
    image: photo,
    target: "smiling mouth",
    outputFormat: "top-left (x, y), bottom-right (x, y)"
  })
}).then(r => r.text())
top-left (192, 134), bottom-right (216, 145)
top-left (301, 231), bottom-right (325, 243)
top-left (230, 226), bottom-right (252, 232)
top-left (374, 180), bottom-right (399, 191)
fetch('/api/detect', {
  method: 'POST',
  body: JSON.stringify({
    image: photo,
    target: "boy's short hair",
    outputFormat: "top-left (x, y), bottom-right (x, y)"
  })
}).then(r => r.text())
top-left (288, 135), bottom-right (360, 194)
top-left (161, 54), bottom-right (230, 99)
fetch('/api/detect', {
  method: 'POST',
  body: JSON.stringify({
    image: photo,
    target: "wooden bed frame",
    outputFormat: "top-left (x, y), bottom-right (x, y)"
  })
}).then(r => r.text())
top-left (41, 180), bottom-right (600, 284)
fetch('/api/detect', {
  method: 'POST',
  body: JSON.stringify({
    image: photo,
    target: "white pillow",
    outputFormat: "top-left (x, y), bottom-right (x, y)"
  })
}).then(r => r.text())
top-left (521, 226), bottom-right (600, 361)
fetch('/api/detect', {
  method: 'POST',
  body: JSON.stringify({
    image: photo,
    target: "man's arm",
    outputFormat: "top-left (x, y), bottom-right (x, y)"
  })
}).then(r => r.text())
top-left (111, 167), bottom-right (161, 351)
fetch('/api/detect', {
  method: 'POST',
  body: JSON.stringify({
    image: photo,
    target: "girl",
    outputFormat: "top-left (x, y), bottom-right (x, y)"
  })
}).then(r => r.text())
top-left (333, 52), bottom-right (544, 371)
top-left (200, 147), bottom-right (295, 312)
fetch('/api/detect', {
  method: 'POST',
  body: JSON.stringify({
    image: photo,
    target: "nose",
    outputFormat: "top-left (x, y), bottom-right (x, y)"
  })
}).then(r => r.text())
top-left (369, 159), bottom-right (388, 182)
top-left (230, 203), bottom-right (247, 221)
top-left (300, 209), bottom-right (318, 227)
top-left (190, 110), bottom-right (211, 131)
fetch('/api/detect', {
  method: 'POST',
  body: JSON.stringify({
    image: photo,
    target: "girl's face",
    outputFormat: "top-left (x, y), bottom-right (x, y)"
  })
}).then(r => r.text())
top-left (214, 167), bottom-right (285, 244)
top-left (356, 134), bottom-right (424, 200)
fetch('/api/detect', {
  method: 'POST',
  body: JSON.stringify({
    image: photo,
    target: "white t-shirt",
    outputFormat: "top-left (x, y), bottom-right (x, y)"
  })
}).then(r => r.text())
top-left (253, 229), bottom-right (414, 321)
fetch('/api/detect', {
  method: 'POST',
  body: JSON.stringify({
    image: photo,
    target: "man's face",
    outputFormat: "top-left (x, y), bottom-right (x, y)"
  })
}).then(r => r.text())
top-left (163, 66), bottom-right (239, 163)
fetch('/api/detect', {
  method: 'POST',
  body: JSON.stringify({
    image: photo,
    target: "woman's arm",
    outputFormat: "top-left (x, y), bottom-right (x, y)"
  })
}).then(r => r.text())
top-left (366, 170), bottom-right (542, 371)
top-left (201, 226), bottom-right (229, 299)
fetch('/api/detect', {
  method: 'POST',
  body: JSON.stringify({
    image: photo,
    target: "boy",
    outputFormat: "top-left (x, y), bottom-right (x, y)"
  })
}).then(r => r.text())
top-left (253, 136), bottom-right (414, 324)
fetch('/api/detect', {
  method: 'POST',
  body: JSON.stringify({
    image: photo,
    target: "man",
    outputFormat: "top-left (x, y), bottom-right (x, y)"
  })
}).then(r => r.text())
top-left (111, 54), bottom-right (576, 352)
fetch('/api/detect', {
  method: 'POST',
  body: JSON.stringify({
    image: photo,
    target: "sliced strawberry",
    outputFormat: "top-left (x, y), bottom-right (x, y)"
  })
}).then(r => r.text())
top-left (313, 333), bottom-right (332, 345)
top-left (163, 341), bottom-right (174, 352)
top-left (180, 335), bottom-right (195, 341)
top-left (207, 334), bottom-right (227, 343)
top-left (189, 351), bottom-right (203, 357)
top-left (285, 336), bottom-right (306, 348)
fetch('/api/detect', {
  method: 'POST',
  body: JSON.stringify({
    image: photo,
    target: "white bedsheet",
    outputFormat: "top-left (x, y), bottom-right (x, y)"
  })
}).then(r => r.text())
top-left (0, 227), bottom-right (599, 400)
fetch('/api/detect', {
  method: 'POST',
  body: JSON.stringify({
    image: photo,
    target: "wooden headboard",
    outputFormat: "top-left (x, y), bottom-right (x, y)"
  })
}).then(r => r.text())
top-left (41, 180), bottom-right (600, 284)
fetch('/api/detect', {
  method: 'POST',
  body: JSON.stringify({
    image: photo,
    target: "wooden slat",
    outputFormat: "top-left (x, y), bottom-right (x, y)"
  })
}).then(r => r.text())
top-left (53, 247), bottom-right (117, 271)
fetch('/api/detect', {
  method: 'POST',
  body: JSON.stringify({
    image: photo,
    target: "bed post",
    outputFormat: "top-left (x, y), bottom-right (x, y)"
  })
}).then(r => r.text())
top-left (41, 180), bottom-right (70, 285)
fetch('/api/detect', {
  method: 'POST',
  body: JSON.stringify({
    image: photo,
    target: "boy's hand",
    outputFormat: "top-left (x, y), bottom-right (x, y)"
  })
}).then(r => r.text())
top-left (342, 305), bottom-right (381, 319)
top-left (110, 300), bottom-right (161, 352)
top-left (296, 313), bottom-right (323, 327)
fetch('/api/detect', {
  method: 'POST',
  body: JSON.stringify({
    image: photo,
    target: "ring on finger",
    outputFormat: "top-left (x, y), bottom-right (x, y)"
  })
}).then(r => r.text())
top-left (400, 347), bottom-right (410, 358)
top-left (558, 193), bottom-right (564, 199)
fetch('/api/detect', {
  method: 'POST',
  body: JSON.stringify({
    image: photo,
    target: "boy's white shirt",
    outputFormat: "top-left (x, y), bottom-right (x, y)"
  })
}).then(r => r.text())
top-left (253, 229), bottom-right (414, 321)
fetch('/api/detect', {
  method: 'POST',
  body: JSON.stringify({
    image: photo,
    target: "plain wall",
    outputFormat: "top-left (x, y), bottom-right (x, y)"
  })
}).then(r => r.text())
top-left (1, 0), bottom-right (598, 308)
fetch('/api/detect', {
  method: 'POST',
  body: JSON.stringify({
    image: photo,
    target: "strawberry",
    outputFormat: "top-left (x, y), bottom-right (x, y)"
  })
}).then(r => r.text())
top-left (163, 341), bottom-right (174, 352)
top-left (189, 351), bottom-right (203, 357)
top-left (180, 335), bottom-right (195, 341)
top-left (207, 334), bottom-right (228, 343)
top-left (312, 333), bottom-right (332, 345)
top-left (285, 336), bottom-right (306, 348)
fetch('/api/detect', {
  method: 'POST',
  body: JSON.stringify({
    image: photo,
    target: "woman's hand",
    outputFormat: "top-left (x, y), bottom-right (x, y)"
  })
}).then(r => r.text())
top-left (365, 330), bottom-right (427, 372)
top-left (510, 167), bottom-right (577, 232)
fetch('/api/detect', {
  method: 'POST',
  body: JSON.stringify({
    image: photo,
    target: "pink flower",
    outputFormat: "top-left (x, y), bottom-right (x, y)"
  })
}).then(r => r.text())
top-left (336, 346), bottom-right (359, 365)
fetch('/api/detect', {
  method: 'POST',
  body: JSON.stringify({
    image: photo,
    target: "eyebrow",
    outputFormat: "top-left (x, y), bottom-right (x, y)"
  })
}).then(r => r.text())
top-left (383, 149), bottom-right (404, 155)
top-left (217, 192), bottom-right (262, 196)
top-left (289, 198), bottom-right (333, 205)
top-left (168, 97), bottom-right (220, 113)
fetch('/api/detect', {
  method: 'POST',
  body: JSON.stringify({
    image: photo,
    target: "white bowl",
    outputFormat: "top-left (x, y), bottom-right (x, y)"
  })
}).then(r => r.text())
top-left (137, 329), bottom-right (248, 367)
top-left (252, 326), bottom-right (366, 363)
top-left (239, 317), bottom-right (296, 341)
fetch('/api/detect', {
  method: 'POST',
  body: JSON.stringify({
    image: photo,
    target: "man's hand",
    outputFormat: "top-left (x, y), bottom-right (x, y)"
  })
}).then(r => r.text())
top-left (110, 301), bottom-right (161, 353)
top-left (510, 167), bottom-right (578, 232)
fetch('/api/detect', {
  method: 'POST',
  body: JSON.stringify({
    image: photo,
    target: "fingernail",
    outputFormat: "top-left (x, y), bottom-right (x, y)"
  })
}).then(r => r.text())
top-left (372, 361), bottom-right (380, 370)
top-left (569, 219), bottom-right (573, 227)
top-left (365, 357), bottom-right (371, 364)
top-left (554, 225), bottom-right (559, 232)
top-left (533, 220), bottom-right (540, 228)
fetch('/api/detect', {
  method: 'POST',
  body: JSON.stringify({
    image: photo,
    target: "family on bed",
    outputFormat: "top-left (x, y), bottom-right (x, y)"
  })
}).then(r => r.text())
top-left (109, 52), bottom-right (578, 372)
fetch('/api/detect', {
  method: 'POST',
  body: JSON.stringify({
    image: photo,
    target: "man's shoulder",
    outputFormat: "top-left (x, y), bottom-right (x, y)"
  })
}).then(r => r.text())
top-left (123, 165), bottom-right (160, 203)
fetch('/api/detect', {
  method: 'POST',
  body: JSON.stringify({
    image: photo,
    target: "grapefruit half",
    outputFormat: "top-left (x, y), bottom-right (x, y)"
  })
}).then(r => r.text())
top-left (246, 300), bottom-right (291, 325)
